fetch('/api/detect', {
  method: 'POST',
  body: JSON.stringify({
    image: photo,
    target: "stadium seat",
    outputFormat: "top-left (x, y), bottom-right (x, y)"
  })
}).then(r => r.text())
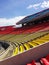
top-left (24, 43), bottom-right (30, 50)
top-left (28, 41), bottom-right (38, 47)
top-left (4, 30), bottom-right (49, 45)
top-left (13, 47), bottom-right (19, 56)
top-left (26, 60), bottom-right (36, 65)
top-left (41, 58), bottom-right (49, 65)
top-left (32, 34), bottom-right (49, 45)
top-left (46, 55), bottom-right (49, 62)
top-left (32, 60), bottom-right (36, 65)
top-left (19, 45), bottom-right (25, 53)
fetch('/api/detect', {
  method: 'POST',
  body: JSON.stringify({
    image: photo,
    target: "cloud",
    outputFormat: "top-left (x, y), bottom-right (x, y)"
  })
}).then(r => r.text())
top-left (27, 5), bottom-right (33, 9)
top-left (27, 1), bottom-right (49, 9)
top-left (0, 16), bottom-right (25, 27)
top-left (32, 3), bottom-right (41, 9)
top-left (27, 3), bottom-right (41, 9)
top-left (41, 1), bottom-right (49, 8)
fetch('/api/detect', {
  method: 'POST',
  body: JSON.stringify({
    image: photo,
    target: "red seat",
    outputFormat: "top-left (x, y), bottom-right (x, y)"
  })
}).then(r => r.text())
top-left (26, 60), bottom-right (36, 65)
top-left (46, 55), bottom-right (49, 62)
top-left (41, 58), bottom-right (49, 65)
top-left (32, 60), bottom-right (36, 65)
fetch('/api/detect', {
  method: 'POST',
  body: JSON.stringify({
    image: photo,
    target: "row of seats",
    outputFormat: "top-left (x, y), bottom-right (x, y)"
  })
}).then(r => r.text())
top-left (11, 21), bottom-right (49, 34)
top-left (0, 30), bottom-right (48, 44)
top-left (0, 30), bottom-right (48, 60)
top-left (0, 30), bottom-right (48, 43)
top-left (26, 54), bottom-right (49, 65)
top-left (0, 34), bottom-right (29, 41)
top-left (12, 32), bottom-right (49, 56)
top-left (0, 21), bottom-right (49, 35)
top-left (0, 21), bottom-right (49, 61)
top-left (0, 21), bottom-right (48, 34)
top-left (22, 21), bottom-right (49, 34)
top-left (0, 26), bottom-right (16, 34)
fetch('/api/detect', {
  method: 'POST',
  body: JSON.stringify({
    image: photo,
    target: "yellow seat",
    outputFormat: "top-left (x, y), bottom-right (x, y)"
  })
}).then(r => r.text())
top-left (42, 35), bottom-right (49, 39)
top-left (39, 38), bottom-right (49, 42)
top-left (24, 43), bottom-right (30, 50)
top-left (19, 45), bottom-right (25, 53)
top-left (32, 34), bottom-right (49, 45)
top-left (38, 34), bottom-right (49, 42)
top-left (32, 39), bottom-right (45, 44)
top-left (13, 47), bottom-right (19, 56)
top-left (28, 42), bottom-right (38, 47)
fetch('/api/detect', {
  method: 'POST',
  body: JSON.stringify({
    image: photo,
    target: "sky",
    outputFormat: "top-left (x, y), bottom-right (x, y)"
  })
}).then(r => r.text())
top-left (0, 0), bottom-right (49, 26)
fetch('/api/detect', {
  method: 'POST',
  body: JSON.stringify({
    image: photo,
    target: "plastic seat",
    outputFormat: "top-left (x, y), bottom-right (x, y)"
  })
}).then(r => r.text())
top-left (27, 60), bottom-right (36, 65)
top-left (24, 43), bottom-right (30, 50)
top-left (19, 45), bottom-right (25, 53)
top-left (13, 47), bottom-right (19, 56)
top-left (32, 60), bottom-right (36, 65)
top-left (32, 40), bottom-right (45, 45)
top-left (46, 55), bottom-right (49, 62)
top-left (41, 58), bottom-right (49, 65)
top-left (28, 42), bottom-right (38, 47)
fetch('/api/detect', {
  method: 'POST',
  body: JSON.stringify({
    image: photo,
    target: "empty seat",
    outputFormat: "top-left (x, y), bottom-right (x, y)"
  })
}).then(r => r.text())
top-left (26, 60), bottom-right (36, 65)
top-left (19, 45), bottom-right (25, 53)
top-left (28, 42), bottom-right (38, 47)
top-left (24, 43), bottom-right (30, 50)
top-left (31, 33), bottom-right (49, 45)
top-left (13, 47), bottom-right (19, 56)
top-left (41, 58), bottom-right (49, 65)
top-left (46, 55), bottom-right (49, 62)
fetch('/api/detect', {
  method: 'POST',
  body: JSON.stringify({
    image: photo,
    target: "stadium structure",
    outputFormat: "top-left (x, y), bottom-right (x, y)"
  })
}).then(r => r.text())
top-left (0, 8), bottom-right (49, 65)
